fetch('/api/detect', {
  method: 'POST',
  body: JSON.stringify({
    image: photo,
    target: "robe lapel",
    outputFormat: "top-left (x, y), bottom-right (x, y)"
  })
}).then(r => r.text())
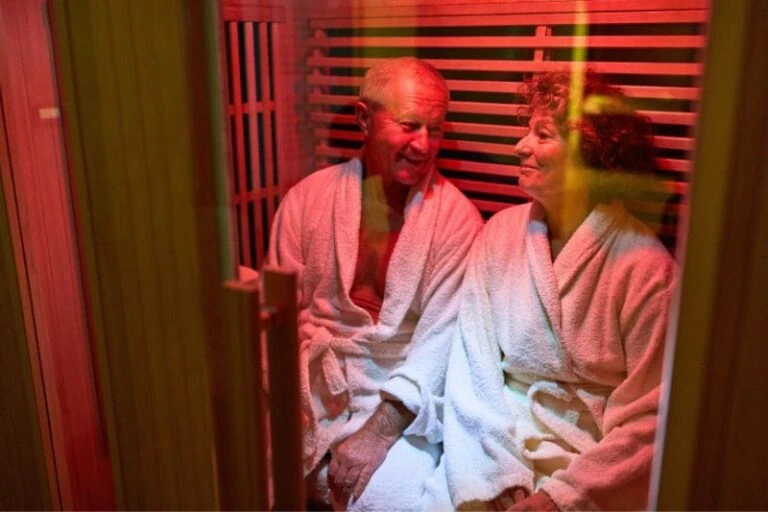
top-left (553, 201), bottom-right (627, 294)
top-left (525, 202), bottom-right (563, 338)
top-left (376, 167), bottom-right (439, 333)
top-left (332, 158), bottom-right (364, 315)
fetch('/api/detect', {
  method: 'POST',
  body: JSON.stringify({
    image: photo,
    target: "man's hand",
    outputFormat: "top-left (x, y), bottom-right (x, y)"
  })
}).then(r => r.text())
top-left (328, 400), bottom-right (415, 503)
top-left (329, 425), bottom-right (392, 502)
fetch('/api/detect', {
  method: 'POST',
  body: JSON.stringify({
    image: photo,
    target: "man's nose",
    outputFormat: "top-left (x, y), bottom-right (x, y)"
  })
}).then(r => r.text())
top-left (410, 126), bottom-right (430, 154)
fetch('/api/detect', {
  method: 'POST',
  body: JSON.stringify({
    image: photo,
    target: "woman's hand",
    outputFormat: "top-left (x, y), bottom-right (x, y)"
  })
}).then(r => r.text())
top-left (487, 486), bottom-right (530, 511)
top-left (506, 490), bottom-right (559, 511)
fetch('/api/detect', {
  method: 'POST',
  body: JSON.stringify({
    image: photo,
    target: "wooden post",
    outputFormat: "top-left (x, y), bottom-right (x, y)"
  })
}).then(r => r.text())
top-left (209, 279), bottom-right (270, 510)
top-left (262, 267), bottom-right (304, 510)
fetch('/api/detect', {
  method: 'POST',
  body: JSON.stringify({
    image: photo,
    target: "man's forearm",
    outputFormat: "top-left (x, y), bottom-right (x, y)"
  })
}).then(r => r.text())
top-left (361, 399), bottom-right (415, 445)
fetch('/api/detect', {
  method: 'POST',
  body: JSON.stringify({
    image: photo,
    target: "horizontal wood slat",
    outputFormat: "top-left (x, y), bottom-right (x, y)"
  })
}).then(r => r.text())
top-left (312, 126), bottom-right (694, 152)
top-left (221, 1), bottom-right (285, 22)
top-left (309, 35), bottom-right (706, 49)
top-left (308, 75), bottom-right (700, 100)
top-left (308, 56), bottom-right (703, 76)
top-left (311, 10), bottom-right (708, 29)
top-left (309, 93), bottom-right (698, 125)
top-left (315, 144), bottom-right (693, 184)
top-left (310, 0), bottom-right (707, 20)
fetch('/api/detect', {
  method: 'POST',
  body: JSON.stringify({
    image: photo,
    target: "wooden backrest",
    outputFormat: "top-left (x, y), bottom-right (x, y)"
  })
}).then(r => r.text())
top-left (307, 0), bottom-right (708, 253)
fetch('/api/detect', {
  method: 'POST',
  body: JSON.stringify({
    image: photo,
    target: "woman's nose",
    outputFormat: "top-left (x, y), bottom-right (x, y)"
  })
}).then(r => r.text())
top-left (514, 135), bottom-right (532, 157)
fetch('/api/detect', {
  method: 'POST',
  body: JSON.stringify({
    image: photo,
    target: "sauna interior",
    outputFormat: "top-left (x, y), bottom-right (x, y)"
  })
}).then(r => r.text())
top-left (1, 0), bottom-right (767, 510)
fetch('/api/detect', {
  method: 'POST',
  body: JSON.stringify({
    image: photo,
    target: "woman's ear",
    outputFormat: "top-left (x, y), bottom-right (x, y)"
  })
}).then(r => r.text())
top-left (355, 101), bottom-right (371, 136)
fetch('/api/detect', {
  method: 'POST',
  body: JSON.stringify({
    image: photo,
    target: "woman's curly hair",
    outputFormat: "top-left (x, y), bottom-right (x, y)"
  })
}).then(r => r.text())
top-left (518, 70), bottom-right (656, 200)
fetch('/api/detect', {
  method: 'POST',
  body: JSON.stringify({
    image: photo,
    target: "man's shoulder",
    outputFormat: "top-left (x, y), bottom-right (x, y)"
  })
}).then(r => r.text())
top-left (433, 174), bottom-right (483, 224)
top-left (292, 158), bottom-right (359, 193)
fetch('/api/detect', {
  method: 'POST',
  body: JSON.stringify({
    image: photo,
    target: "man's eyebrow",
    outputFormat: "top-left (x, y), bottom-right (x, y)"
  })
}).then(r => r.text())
top-left (396, 112), bottom-right (420, 123)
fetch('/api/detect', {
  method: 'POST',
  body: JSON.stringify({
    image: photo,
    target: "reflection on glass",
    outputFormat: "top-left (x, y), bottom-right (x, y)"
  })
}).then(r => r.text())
top-left (221, 2), bottom-right (705, 509)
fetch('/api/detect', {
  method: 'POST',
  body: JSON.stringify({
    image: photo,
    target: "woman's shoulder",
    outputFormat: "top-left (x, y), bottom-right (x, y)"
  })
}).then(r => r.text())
top-left (611, 206), bottom-right (678, 279)
top-left (485, 202), bottom-right (533, 231)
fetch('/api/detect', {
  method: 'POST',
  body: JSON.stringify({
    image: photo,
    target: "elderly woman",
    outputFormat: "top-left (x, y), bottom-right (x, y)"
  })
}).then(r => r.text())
top-left (430, 71), bottom-right (677, 511)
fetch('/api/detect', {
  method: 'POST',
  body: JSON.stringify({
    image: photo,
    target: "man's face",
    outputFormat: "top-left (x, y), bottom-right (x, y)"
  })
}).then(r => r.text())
top-left (358, 75), bottom-right (448, 187)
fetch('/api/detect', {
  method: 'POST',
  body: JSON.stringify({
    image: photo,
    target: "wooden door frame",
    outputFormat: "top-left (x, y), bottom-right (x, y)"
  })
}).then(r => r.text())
top-left (51, 0), bottom-right (236, 507)
top-left (652, 0), bottom-right (768, 508)
top-left (0, 63), bottom-right (57, 512)
top-left (0, 1), bottom-right (114, 508)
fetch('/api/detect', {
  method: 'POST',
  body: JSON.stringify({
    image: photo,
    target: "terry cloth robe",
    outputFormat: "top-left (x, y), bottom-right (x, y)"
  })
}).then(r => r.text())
top-left (267, 157), bottom-right (482, 507)
top-left (440, 200), bottom-right (677, 511)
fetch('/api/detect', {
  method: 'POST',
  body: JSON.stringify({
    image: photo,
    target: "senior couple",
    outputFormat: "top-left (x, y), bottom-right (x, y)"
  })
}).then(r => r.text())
top-left (267, 57), bottom-right (676, 511)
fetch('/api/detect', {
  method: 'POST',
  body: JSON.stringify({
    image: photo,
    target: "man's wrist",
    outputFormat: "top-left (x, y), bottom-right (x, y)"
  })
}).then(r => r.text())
top-left (361, 399), bottom-right (415, 446)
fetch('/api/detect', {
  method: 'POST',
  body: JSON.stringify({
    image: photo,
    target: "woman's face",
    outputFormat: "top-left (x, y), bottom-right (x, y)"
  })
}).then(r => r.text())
top-left (513, 112), bottom-right (569, 206)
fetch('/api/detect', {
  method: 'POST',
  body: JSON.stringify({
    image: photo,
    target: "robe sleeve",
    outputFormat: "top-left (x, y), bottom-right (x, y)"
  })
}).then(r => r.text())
top-left (442, 221), bottom-right (535, 508)
top-left (541, 250), bottom-right (678, 511)
top-left (266, 186), bottom-right (305, 291)
top-left (380, 196), bottom-right (482, 445)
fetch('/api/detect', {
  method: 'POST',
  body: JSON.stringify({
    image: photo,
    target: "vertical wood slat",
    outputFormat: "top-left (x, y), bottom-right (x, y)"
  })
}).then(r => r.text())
top-left (244, 21), bottom-right (264, 265)
top-left (263, 267), bottom-right (304, 511)
top-left (533, 25), bottom-right (550, 61)
top-left (312, 28), bottom-right (330, 171)
top-left (109, 0), bottom-right (173, 504)
top-left (259, 22), bottom-right (276, 227)
top-left (229, 22), bottom-right (251, 268)
top-left (271, 21), bottom-right (289, 199)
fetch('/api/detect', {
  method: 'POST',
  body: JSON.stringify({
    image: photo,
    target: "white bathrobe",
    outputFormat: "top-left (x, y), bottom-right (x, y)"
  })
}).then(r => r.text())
top-left (438, 200), bottom-right (676, 511)
top-left (267, 157), bottom-right (482, 509)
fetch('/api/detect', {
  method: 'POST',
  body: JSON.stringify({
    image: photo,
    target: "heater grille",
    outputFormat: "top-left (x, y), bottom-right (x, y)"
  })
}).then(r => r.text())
top-left (223, 12), bottom-right (283, 269)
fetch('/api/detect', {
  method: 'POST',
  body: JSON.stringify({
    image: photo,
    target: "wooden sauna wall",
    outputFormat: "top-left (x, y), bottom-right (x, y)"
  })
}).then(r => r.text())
top-left (222, 0), bottom-right (315, 270)
top-left (301, 0), bottom-right (707, 254)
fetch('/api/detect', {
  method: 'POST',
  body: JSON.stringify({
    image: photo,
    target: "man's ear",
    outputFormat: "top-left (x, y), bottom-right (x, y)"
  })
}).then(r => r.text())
top-left (355, 101), bottom-right (371, 136)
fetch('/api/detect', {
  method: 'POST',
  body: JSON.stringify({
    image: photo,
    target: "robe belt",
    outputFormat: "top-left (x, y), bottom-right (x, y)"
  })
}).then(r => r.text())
top-left (301, 335), bottom-right (410, 400)
top-left (505, 372), bottom-right (603, 454)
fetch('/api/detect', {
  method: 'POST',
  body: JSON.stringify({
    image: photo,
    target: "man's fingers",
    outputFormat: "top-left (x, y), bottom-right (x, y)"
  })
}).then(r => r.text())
top-left (352, 467), bottom-right (374, 501)
top-left (329, 478), bottom-right (350, 509)
top-left (333, 466), bottom-right (349, 488)
top-left (328, 453), bottom-right (340, 479)
top-left (344, 464), bottom-right (362, 489)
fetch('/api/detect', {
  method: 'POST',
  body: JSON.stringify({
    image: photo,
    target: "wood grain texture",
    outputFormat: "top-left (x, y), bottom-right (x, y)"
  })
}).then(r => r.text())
top-left (1, 0), bottom-right (113, 508)
top-left (0, 96), bottom-right (54, 512)
top-left (53, 0), bottom-right (231, 508)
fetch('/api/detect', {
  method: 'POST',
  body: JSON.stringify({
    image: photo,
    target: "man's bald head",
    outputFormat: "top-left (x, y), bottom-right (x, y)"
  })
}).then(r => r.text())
top-left (359, 57), bottom-right (449, 111)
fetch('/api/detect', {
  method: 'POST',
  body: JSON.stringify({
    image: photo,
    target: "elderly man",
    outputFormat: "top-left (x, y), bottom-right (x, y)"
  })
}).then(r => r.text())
top-left (267, 57), bottom-right (482, 509)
